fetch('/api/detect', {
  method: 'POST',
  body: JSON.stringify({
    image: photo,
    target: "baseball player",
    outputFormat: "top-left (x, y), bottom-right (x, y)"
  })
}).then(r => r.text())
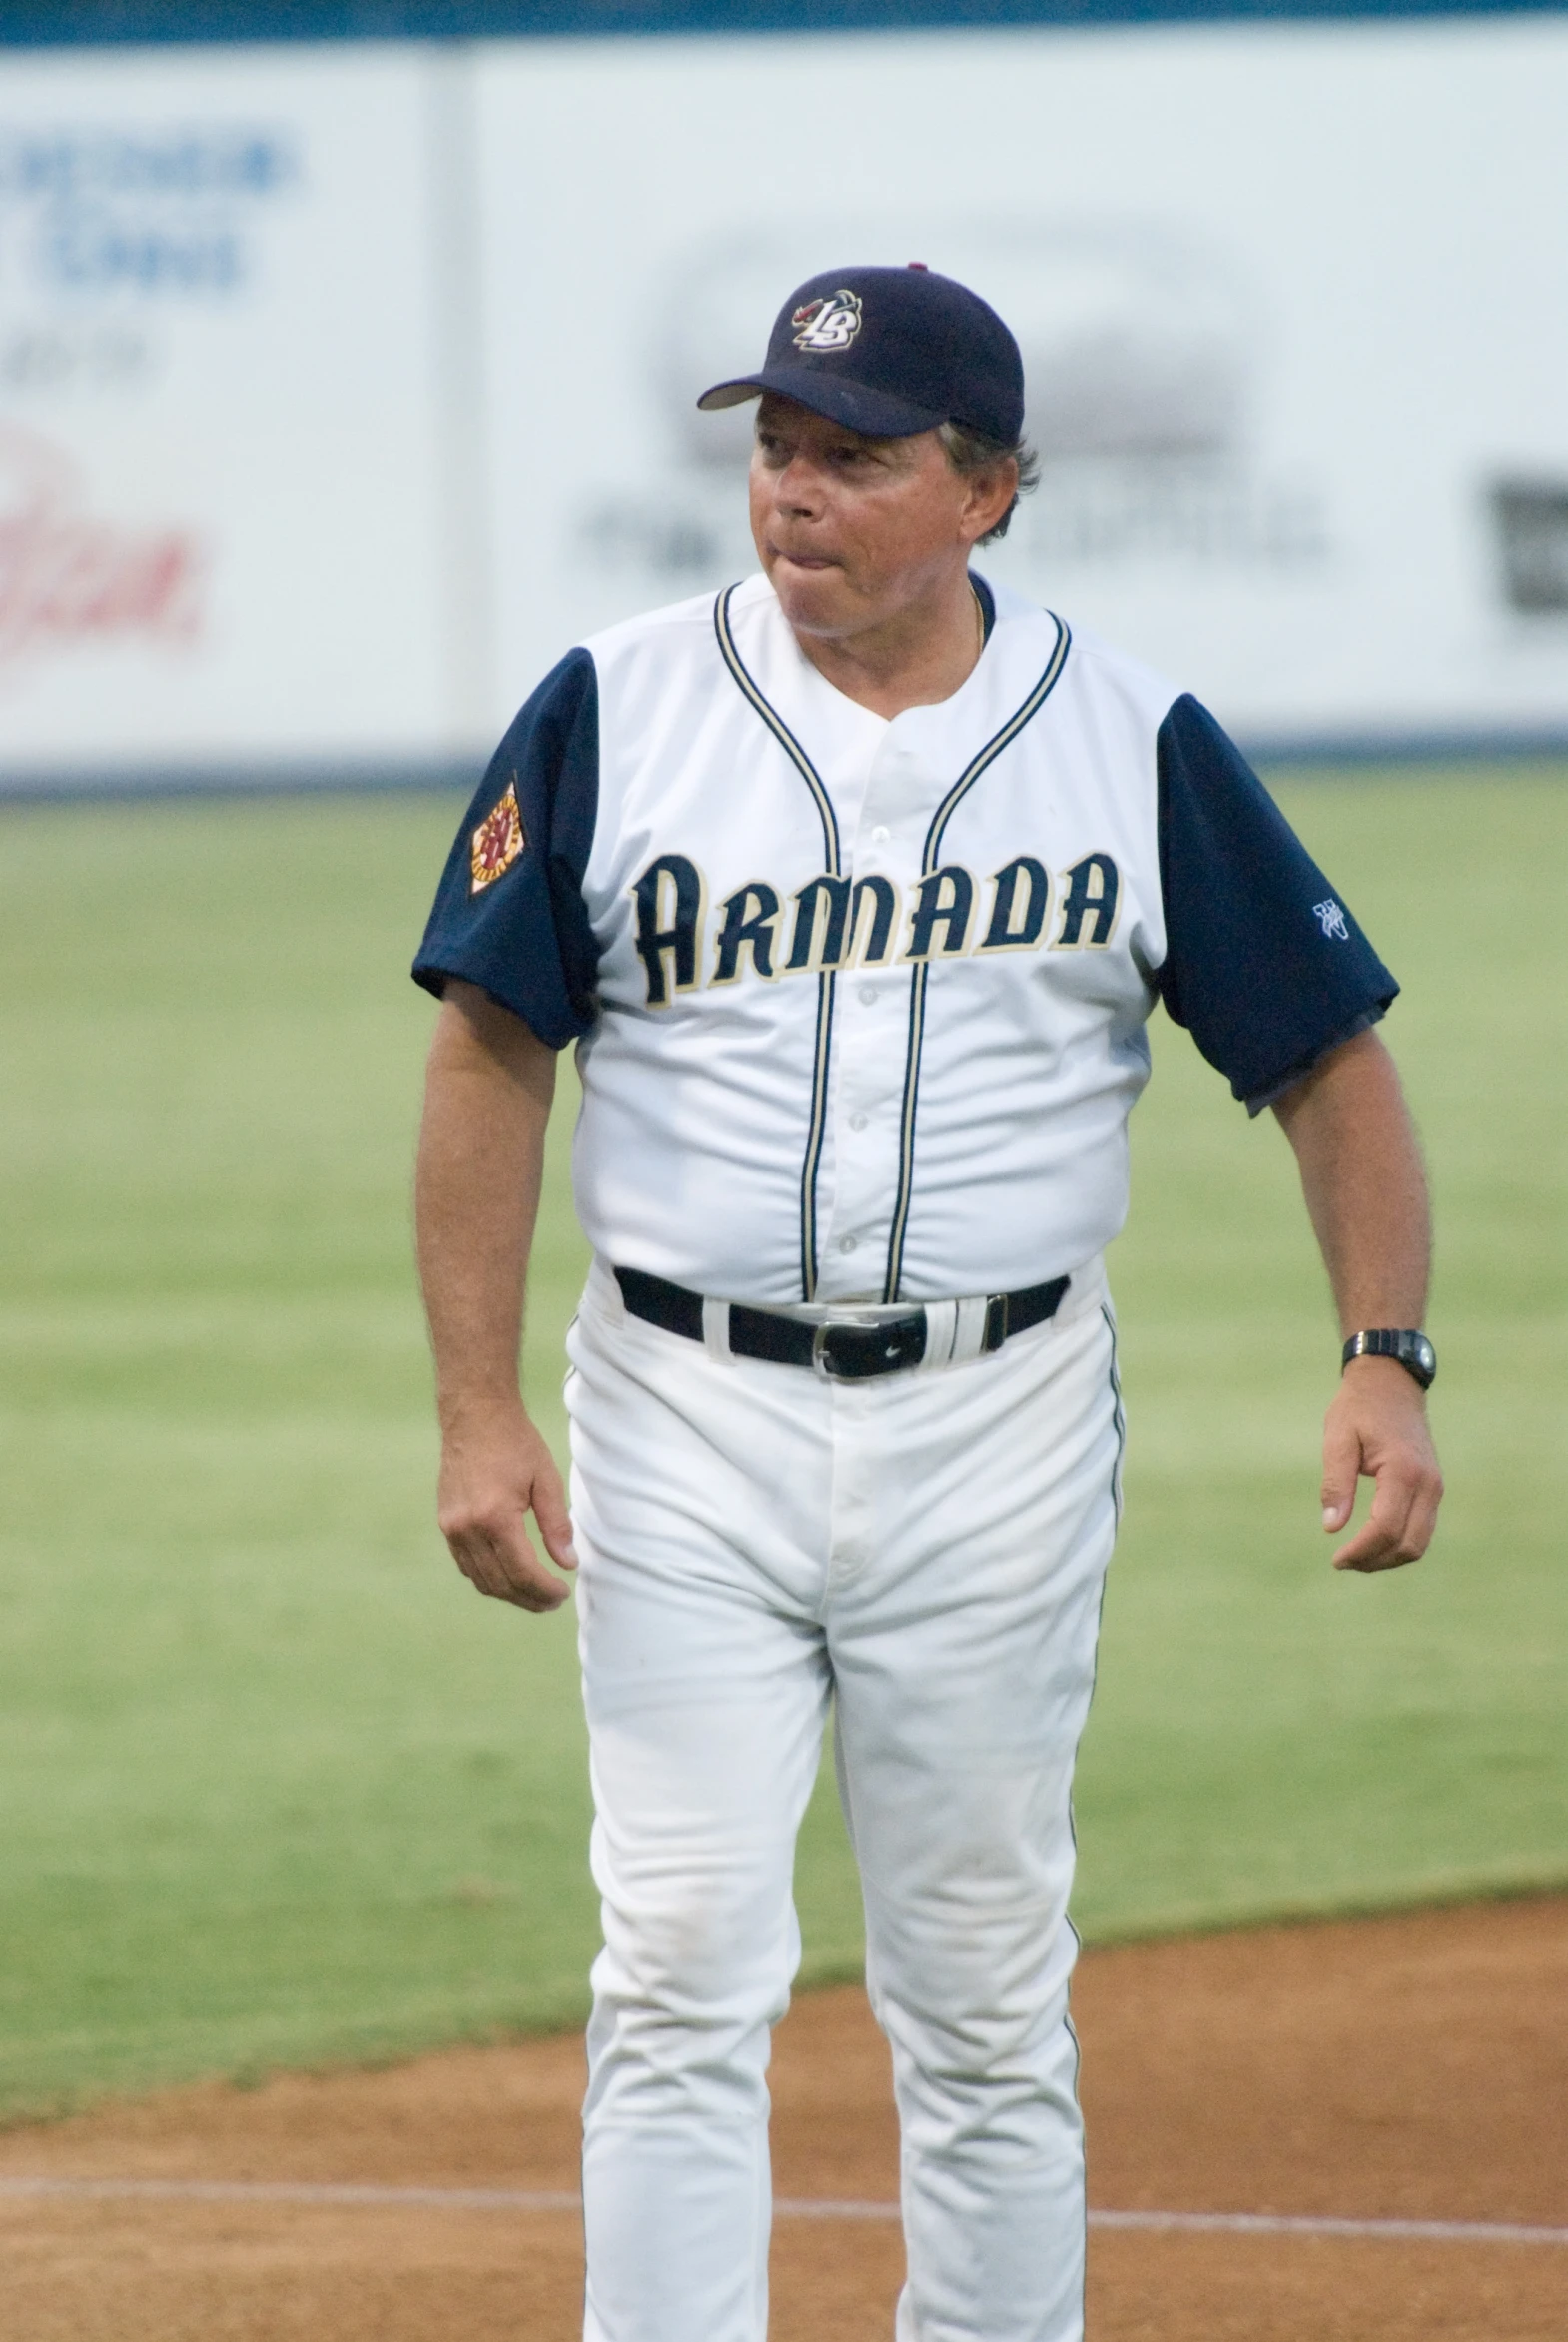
top-left (412, 265), bottom-right (1442, 2342)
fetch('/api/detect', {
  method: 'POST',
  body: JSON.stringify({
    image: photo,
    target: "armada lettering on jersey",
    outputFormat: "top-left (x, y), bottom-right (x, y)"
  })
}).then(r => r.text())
top-left (713, 881), bottom-right (783, 984)
top-left (980, 856), bottom-right (1052, 951)
top-left (628, 848), bottom-right (1121, 1002)
top-left (848, 875), bottom-right (899, 967)
top-left (632, 853), bottom-right (707, 1008)
top-left (785, 875), bottom-right (851, 973)
top-left (904, 866), bottom-right (976, 961)
top-left (1051, 854), bottom-right (1121, 949)
top-left (748, 870), bottom-right (902, 980)
top-left (781, 873), bottom-right (904, 972)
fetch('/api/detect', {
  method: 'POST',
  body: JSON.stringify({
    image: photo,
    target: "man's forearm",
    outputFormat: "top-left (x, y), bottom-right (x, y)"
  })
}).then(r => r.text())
top-left (415, 981), bottom-right (557, 1426)
top-left (1271, 1028), bottom-right (1430, 1335)
top-left (1272, 1027), bottom-right (1442, 1571)
top-left (415, 982), bottom-right (576, 1611)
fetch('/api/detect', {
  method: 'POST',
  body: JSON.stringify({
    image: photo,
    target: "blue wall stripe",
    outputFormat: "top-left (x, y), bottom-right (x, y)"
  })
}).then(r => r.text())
top-left (1, 731), bottom-right (1563, 806)
top-left (4, 0), bottom-right (1564, 53)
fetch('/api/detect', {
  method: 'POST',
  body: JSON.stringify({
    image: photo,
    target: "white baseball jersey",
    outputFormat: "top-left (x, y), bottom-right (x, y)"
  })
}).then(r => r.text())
top-left (415, 572), bottom-right (1394, 1307)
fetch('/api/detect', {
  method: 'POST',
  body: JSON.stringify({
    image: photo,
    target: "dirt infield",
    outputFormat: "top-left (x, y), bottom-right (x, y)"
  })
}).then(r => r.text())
top-left (3, 1895), bottom-right (1563, 2340)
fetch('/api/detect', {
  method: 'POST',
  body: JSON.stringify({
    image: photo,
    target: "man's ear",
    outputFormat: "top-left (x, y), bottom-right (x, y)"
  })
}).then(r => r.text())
top-left (960, 462), bottom-right (1019, 544)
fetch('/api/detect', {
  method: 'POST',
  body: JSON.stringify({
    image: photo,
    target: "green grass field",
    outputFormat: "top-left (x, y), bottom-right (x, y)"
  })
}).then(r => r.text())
top-left (1, 772), bottom-right (1564, 2122)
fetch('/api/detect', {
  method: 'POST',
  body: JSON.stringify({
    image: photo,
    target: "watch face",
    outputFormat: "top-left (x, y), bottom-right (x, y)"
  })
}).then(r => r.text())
top-left (1406, 1333), bottom-right (1437, 1386)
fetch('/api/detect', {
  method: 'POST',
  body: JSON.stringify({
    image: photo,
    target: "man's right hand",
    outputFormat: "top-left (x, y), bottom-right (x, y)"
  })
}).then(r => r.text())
top-left (436, 1402), bottom-right (578, 1612)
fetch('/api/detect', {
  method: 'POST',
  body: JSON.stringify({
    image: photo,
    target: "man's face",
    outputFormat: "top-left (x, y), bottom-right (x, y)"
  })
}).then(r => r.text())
top-left (748, 394), bottom-right (1015, 642)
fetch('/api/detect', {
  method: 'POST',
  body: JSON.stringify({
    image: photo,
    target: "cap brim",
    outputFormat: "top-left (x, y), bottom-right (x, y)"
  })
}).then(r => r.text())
top-left (696, 367), bottom-right (944, 439)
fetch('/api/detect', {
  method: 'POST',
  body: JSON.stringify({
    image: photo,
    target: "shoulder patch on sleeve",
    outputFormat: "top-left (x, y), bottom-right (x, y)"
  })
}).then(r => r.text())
top-left (470, 780), bottom-right (525, 894)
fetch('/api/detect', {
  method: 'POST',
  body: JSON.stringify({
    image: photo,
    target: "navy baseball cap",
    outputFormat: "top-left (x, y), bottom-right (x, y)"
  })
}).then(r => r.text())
top-left (697, 263), bottom-right (1025, 444)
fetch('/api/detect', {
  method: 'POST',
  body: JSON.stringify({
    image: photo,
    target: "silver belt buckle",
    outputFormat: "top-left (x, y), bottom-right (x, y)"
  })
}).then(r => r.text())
top-left (810, 1307), bottom-right (925, 1381)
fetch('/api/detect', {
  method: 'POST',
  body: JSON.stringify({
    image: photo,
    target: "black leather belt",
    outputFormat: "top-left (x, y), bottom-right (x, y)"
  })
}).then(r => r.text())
top-left (613, 1265), bottom-right (1071, 1382)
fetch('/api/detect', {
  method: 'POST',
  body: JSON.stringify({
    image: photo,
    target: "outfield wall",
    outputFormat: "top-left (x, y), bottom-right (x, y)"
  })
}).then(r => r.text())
top-left (2, 16), bottom-right (1566, 787)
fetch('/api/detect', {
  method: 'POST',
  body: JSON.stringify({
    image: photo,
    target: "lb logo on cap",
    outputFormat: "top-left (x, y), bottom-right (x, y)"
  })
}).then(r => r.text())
top-left (792, 289), bottom-right (863, 352)
top-left (470, 779), bottom-right (524, 894)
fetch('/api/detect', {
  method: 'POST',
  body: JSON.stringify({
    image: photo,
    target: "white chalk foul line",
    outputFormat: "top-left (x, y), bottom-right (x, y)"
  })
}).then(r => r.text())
top-left (1087, 2210), bottom-right (1568, 2247)
top-left (0, 2180), bottom-right (581, 2213)
top-left (1, 2178), bottom-right (1565, 2246)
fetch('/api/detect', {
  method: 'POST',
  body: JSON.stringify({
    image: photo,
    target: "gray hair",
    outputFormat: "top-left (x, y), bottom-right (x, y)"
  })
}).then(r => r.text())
top-left (938, 422), bottom-right (1040, 543)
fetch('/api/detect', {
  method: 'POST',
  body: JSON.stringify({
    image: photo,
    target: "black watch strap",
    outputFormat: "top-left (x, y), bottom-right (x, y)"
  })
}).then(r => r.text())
top-left (1341, 1328), bottom-right (1436, 1390)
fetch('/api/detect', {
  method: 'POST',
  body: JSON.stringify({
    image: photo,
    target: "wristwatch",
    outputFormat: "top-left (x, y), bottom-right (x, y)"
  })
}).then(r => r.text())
top-left (1341, 1329), bottom-right (1437, 1390)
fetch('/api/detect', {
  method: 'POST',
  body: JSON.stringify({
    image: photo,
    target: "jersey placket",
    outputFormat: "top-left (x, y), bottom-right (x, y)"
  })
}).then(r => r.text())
top-left (814, 724), bottom-right (935, 1305)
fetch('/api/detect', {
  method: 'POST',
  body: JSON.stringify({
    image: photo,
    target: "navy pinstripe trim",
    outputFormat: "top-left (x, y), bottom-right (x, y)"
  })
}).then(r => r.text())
top-left (926, 615), bottom-right (1072, 868)
top-left (713, 586), bottom-right (842, 863)
top-left (1066, 1289), bottom-right (1127, 2309)
top-left (713, 584), bottom-right (840, 1300)
top-left (882, 614), bottom-right (1072, 1301)
top-left (1102, 1299), bottom-right (1127, 1520)
top-left (1069, 1295), bottom-right (1124, 2335)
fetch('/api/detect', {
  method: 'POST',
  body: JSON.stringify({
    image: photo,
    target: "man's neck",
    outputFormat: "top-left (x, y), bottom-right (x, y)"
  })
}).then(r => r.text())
top-left (787, 569), bottom-right (985, 720)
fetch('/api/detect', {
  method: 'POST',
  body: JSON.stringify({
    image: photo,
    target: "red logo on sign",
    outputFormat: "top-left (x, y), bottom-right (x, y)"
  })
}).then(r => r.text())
top-left (0, 424), bottom-right (204, 670)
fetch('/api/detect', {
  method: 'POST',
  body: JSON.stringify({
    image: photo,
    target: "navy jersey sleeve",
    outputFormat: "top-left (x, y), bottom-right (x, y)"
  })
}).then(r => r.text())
top-left (412, 649), bottom-right (600, 1049)
top-left (1155, 695), bottom-right (1398, 1113)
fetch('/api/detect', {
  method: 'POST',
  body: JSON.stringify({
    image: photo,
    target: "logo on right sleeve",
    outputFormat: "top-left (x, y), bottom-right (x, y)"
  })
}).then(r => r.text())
top-left (1312, 898), bottom-right (1350, 941)
top-left (470, 781), bottom-right (525, 894)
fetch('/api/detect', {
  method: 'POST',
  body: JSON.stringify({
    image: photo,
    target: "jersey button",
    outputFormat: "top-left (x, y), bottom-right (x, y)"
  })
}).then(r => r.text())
top-left (858, 985), bottom-right (877, 1006)
top-left (839, 1234), bottom-right (858, 1253)
top-left (871, 825), bottom-right (891, 845)
top-left (849, 1112), bottom-right (868, 1132)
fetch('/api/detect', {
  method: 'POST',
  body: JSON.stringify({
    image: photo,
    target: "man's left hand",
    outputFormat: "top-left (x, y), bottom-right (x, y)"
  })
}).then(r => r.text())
top-left (1320, 1356), bottom-right (1443, 1572)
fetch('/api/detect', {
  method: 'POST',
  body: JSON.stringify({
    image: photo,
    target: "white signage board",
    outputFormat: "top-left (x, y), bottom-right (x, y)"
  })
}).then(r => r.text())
top-left (0, 45), bottom-right (457, 783)
top-left (2, 19), bottom-right (1564, 785)
top-left (473, 17), bottom-right (1568, 751)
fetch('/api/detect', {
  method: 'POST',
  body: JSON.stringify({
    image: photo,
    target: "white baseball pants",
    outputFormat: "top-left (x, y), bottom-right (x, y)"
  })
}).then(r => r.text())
top-left (565, 1255), bottom-right (1123, 2342)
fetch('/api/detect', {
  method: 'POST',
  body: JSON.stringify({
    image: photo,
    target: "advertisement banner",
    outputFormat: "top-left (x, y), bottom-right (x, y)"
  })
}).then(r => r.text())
top-left (0, 45), bottom-right (461, 784)
top-left (474, 17), bottom-right (1568, 751)
top-left (2, 18), bottom-right (1565, 786)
